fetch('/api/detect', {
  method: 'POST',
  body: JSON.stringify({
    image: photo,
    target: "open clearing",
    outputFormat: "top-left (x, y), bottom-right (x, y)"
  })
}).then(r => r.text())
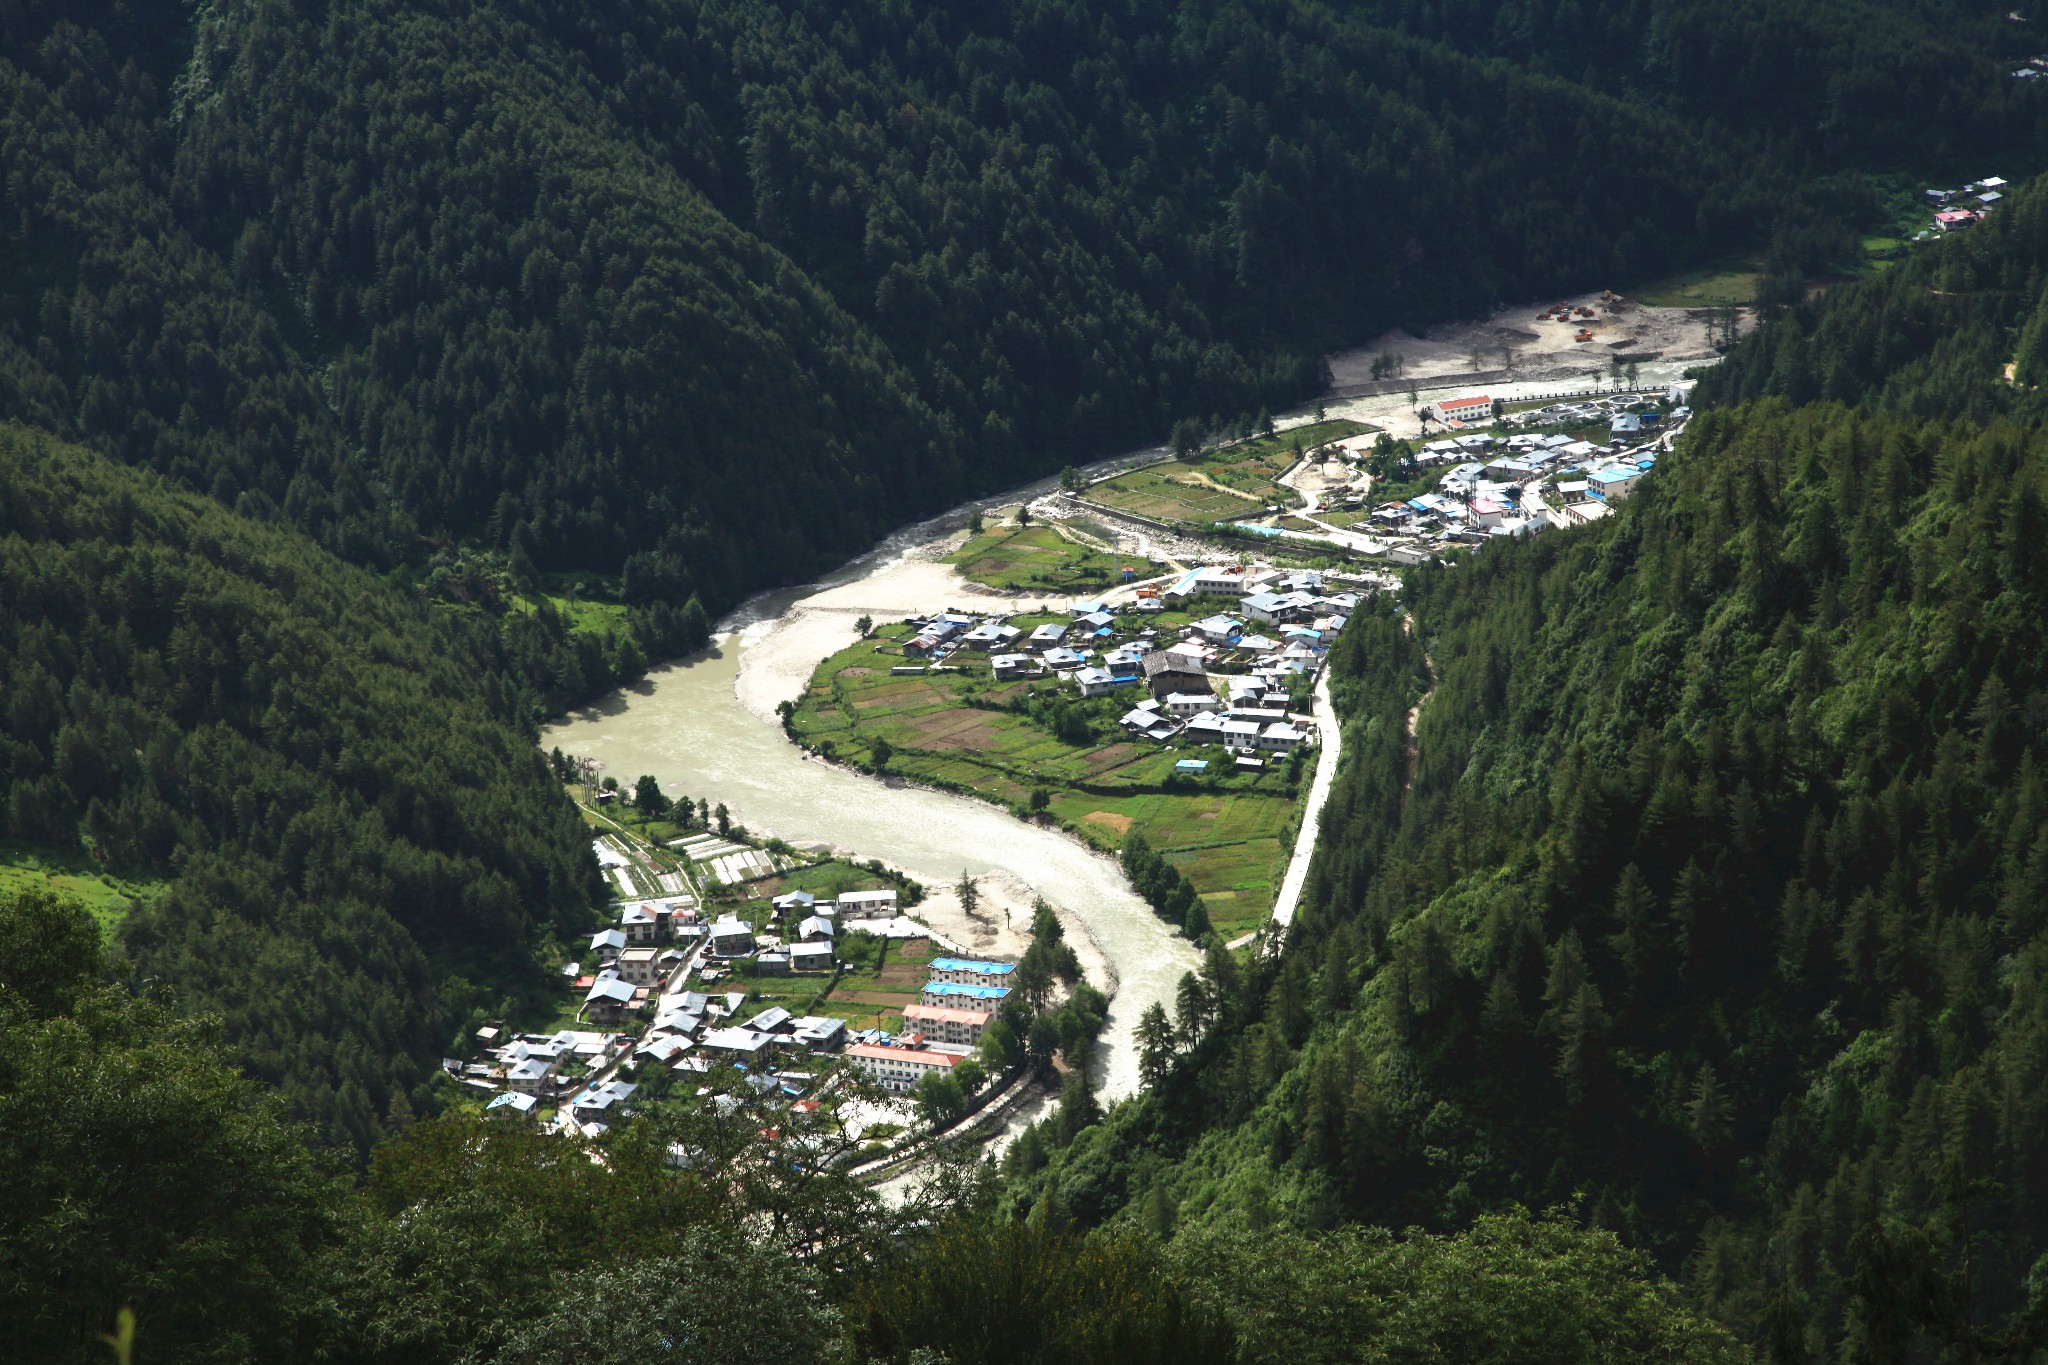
top-left (0, 846), bottom-right (166, 939)
top-left (948, 522), bottom-right (1155, 593)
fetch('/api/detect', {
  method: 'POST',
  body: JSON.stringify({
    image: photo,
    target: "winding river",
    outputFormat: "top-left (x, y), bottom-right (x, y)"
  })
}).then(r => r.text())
top-left (540, 458), bottom-right (1197, 1102)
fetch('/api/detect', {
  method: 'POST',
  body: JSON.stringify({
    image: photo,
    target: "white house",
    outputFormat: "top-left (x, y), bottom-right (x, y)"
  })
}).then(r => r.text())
top-left (1163, 691), bottom-right (1223, 718)
top-left (504, 1056), bottom-right (554, 1093)
top-left (709, 915), bottom-right (756, 956)
top-left (616, 945), bottom-right (663, 985)
top-left (1589, 466), bottom-right (1641, 500)
top-left (1163, 565), bottom-right (1247, 601)
top-left (836, 888), bottom-right (898, 916)
top-left (1074, 666), bottom-right (1131, 697)
top-left (1219, 719), bottom-right (1263, 750)
top-left (1257, 722), bottom-right (1306, 752)
top-left (846, 1041), bottom-right (966, 1094)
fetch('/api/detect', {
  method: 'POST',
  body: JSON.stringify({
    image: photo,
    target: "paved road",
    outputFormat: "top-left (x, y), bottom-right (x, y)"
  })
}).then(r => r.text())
top-left (1228, 666), bottom-right (1343, 951)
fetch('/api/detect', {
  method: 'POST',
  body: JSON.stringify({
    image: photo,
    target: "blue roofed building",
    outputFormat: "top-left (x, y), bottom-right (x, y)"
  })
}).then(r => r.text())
top-left (928, 957), bottom-right (1018, 985)
top-left (919, 980), bottom-right (1012, 1008)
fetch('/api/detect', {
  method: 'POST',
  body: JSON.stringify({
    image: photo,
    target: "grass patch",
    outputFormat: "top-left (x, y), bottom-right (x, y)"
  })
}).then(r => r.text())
top-left (1081, 464), bottom-right (1267, 524)
top-left (949, 523), bottom-right (1155, 594)
top-left (1193, 419), bottom-right (1372, 487)
top-left (1630, 257), bottom-right (1761, 309)
top-left (0, 844), bottom-right (167, 939)
top-left (1081, 423), bottom-right (1376, 528)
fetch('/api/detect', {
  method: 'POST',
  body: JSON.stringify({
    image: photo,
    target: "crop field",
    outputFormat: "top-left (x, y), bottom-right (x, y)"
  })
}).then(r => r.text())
top-left (792, 625), bottom-right (1307, 944)
top-left (1080, 465), bottom-right (1262, 523)
top-left (948, 523), bottom-right (1154, 593)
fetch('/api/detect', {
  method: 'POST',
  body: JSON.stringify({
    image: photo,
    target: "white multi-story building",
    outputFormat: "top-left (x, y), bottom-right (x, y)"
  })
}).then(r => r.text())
top-left (846, 1042), bottom-right (966, 1094)
top-left (926, 957), bottom-right (1017, 987)
top-left (901, 1003), bottom-right (993, 1046)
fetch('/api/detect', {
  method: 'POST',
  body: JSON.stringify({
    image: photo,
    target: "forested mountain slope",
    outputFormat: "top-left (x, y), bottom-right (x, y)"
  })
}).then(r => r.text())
top-left (1016, 391), bottom-right (2048, 1357)
top-left (1321, 0), bottom-right (2044, 173)
top-left (1699, 173), bottom-right (2048, 418)
top-left (0, 424), bottom-right (599, 1149)
top-left (9, 0), bottom-right (1762, 620)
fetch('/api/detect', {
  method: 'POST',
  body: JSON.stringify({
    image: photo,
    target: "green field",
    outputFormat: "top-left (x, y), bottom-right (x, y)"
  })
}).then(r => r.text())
top-left (1631, 260), bottom-right (1761, 308)
top-left (789, 624), bottom-right (1307, 941)
top-left (1190, 419), bottom-right (1373, 497)
top-left (1080, 420), bottom-right (1373, 530)
top-left (1080, 464), bottom-right (1266, 524)
top-left (0, 845), bottom-right (166, 939)
top-left (948, 523), bottom-right (1155, 593)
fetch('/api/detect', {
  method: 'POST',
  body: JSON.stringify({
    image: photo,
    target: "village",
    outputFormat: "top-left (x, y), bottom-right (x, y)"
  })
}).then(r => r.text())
top-left (1056, 364), bottom-right (1687, 574)
top-left (787, 542), bottom-right (1366, 943)
top-left (893, 562), bottom-right (1353, 760)
top-left (1291, 382), bottom-right (1690, 565)
top-left (444, 806), bottom-right (1066, 1164)
top-left (1922, 175), bottom-right (2011, 233)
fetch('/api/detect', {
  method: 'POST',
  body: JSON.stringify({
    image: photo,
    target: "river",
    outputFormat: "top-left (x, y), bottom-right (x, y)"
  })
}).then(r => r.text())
top-left (539, 456), bottom-right (1198, 1103)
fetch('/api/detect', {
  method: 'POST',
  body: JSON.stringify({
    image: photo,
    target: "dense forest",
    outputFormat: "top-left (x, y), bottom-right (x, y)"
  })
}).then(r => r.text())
top-left (11, 0), bottom-right (2048, 1358)
top-left (1321, 0), bottom-right (2047, 173)
top-left (1698, 172), bottom-right (2048, 419)
top-left (0, 425), bottom-right (599, 1148)
top-left (6, 0), bottom-right (1985, 626)
top-left (4, 883), bottom-right (1749, 1364)
top-left (6, 0), bottom-right (1749, 607)
top-left (1009, 195), bottom-right (2048, 1360)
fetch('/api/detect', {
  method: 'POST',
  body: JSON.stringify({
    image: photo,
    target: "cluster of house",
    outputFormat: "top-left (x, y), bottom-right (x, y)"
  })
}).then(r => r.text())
top-left (1928, 178), bottom-right (2008, 232)
top-left (1352, 403), bottom-right (1680, 565)
top-left (452, 1025), bottom-right (649, 1134)
top-left (843, 956), bottom-right (1018, 1095)
top-left (571, 886), bottom-right (903, 1024)
top-left (894, 573), bottom-right (1350, 749)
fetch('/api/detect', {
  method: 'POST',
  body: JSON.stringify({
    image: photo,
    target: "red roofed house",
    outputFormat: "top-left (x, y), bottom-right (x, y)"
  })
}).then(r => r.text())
top-left (1936, 209), bottom-right (1984, 231)
top-left (847, 1041), bottom-right (964, 1094)
top-left (1436, 395), bottom-right (1492, 423)
top-left (901, 1002), bottom-right (994, 1046)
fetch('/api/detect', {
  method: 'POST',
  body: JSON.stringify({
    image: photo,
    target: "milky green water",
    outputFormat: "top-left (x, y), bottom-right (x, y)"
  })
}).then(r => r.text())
top-left (540, 474), bottom-right (1195, 1101)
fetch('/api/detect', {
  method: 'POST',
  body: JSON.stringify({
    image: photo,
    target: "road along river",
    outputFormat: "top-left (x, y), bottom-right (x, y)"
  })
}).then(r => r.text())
top-left (540, 471), bottom-right (1198, 1104)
